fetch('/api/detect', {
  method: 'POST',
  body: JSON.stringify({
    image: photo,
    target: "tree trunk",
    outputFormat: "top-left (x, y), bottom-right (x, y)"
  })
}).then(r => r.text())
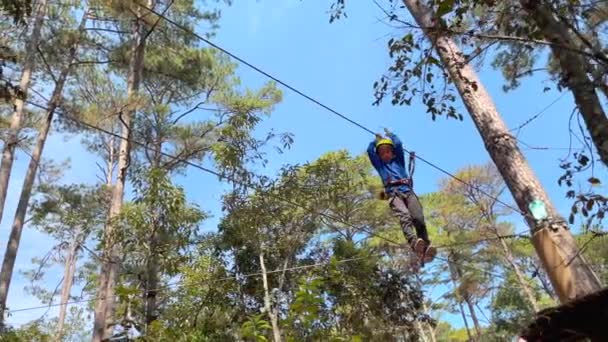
top-left (448, 256), bottom-right (473, 342)
top-left (259, 252), bottom-right (282, 342)
top-left (145, 155), bottom-right (161, 330)
top-left (145, 244), bottom-right (159, 328)
top-left (0, 5), bottom-right (85, 327)
top-left (457, 294), bottom-right (473, 341)
top-left (481, 208), bottom-right (540, 311)
top-left (463, 294), bottom-right (482, 339)
top-left (422, 301), bottom-right (437, 342)
top-left (415, 320), bottom-right (428, 342)
top-left (92, 5), bottom-right (148, 340)
top-left (0, 0), bottom-right (47, 229)
top-left (453, 263), bottom-right (482, 340)
top-left (106, 135), bottom-right (115, 186)
top-left (426, 323), bottom-right (437, 342)
top-left (536, 266), bottom-right (557, 300)
top-left (55, 235), bottom-right (80, 342)
top-left (479, 204), bottom-right (541, 311)
top-left (521, 0), bottom-right (608, 167)
top-left (498, 237), bottom-right (540, 312)
top-left (402, 0), bottom-right (602, 303)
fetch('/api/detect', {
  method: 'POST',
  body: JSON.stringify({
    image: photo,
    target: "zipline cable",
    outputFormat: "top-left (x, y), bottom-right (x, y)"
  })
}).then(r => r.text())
top-left (131, 1), bottom-right (533, 219)
top-left (16, 97), bottom-right (535, 317)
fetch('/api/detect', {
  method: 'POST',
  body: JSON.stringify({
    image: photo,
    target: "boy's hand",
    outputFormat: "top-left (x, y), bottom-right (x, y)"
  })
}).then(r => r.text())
top-left (384, 128), bottom-right (392, 135)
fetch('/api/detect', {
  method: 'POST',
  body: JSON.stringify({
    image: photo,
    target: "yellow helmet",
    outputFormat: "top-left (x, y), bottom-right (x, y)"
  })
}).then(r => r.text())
top-left (375, 138), bottom-right (394, 151)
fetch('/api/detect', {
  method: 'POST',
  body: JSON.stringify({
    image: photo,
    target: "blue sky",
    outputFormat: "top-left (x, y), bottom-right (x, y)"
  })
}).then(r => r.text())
top-left (2, 0), bottom-right (605, 332)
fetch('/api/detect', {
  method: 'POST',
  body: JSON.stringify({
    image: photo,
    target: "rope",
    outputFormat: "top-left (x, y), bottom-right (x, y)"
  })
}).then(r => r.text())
top-left (10, 6), bottom-right (562, 313)
top-left (23, 97), bottom-right (531, 250)
top-left (26, 100), bottom-right (403, 247)
top-left (27, 100), bottom-right (530, 270)
top-left (131, 1), bottom-right (529, 218)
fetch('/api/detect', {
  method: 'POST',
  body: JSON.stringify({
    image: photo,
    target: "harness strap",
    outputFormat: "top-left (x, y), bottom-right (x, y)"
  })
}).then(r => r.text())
top-left (386, 178), bottom-right (411, 187)
top-left (379, 151), bottom-right (417, 200)
top-left (408, 151), bottom-right (416, 189)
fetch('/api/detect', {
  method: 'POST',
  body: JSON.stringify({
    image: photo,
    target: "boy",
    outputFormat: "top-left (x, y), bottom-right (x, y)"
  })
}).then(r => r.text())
top-left (367, 130), bottom-right (432, 260)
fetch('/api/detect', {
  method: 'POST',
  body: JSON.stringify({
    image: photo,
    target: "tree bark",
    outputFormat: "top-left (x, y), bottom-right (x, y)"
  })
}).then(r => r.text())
top-left (536, 266), bottom-right (557, 300)
top-left (259, 252), bottom-right (282, 342)
top-left (521, 0), bottom-right (608, 167)
top-left (402, 0), bottom-right (602, 303)
top-left (55, 235), bottom-right (80, 342)
top-left (0, 0), bottom-right (47, 229)
top-left (92, 4), bottom-right (148, 340)
top-left (0, 5), bottom-right (85, 327)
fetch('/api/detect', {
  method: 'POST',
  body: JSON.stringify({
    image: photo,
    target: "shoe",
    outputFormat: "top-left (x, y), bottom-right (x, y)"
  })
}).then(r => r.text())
top-left (422, 243), bottom-right (436, 264)
top-left (411, 238), bottom-right (426, 256)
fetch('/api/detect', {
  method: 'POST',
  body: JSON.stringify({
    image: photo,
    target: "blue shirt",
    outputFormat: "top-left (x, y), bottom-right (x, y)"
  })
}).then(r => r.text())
top-left (367, 133), bottom-right (411, 194)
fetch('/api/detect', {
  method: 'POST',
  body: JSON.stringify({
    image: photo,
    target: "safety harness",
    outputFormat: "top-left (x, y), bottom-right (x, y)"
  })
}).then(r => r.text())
top-left (380, 151), bottom-right (416, 200)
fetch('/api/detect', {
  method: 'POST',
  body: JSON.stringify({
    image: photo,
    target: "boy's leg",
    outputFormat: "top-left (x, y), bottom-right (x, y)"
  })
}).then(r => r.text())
top-left (388, 194), bottom-right (417, 245)
top-left (404, 191), bottom-right (430, 243)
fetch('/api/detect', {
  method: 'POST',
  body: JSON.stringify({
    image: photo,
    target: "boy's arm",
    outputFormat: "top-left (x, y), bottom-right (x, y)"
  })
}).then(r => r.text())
top-left (367, 140), bottom-right (383, 170)
top-left (386, 132), bottom-right (405, 162)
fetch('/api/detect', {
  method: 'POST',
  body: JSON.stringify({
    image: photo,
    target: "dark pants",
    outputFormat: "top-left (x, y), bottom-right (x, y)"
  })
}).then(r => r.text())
top-left (388, 191), bottom-right (429, 244)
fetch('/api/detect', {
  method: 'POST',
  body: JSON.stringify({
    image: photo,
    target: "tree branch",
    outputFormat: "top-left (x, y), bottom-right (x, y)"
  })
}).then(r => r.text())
top-left (38, 276), bottom-right (65, 320)
top-left (550, 7), bottom-right (608, 65)
top-left (139, 0), bottom-right (175, 44)
top-left (71, 59), bottom-right (117, 66)
top-left (36, 45), bottom-right (57, 85)
top-left (171, 103), bottom-right (220, 125)
top-left (457, 31), bottom-right (607, 65)
top-left (84, 27), bottom-right (130, 35)
top-left (385, 12), bottom-right (608, 65)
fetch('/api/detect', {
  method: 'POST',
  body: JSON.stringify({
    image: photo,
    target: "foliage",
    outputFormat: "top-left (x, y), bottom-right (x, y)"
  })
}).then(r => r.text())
top-left (0, 321), bottom-right (51, 342)
top-left (18, 182), bottom-right (108, 313)
top-left (326, 0), bottom-right (608, 231)
top-left (112, 166), bottom-right (207, 330)
top-left (240, 314), bottom-right (272, 342)
top-left (4, 0), bottom-right (599, 340)
top-left (0, 0), bottom-right (32, 25)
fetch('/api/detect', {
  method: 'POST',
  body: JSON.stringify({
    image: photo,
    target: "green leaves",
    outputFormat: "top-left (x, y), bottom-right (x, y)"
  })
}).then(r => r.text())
top-left (290, 278), bottom-right (324, 325)
top-left (118, 166), bottom-right (206, 261)
top-left (214, 149), bottom-right (429, 340)
top-left (29, 183), bottom-right (109, 248)
top-left (111, 167), bottom-right (207, 328)
top-left (240, 314), bottom-right (272, 341)
top-left (436, 0), bottom-right (456, 18)
top-left (373, 24), bottom-right (463, 120)
top-left (0, 0), bottom-right (32, 25)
